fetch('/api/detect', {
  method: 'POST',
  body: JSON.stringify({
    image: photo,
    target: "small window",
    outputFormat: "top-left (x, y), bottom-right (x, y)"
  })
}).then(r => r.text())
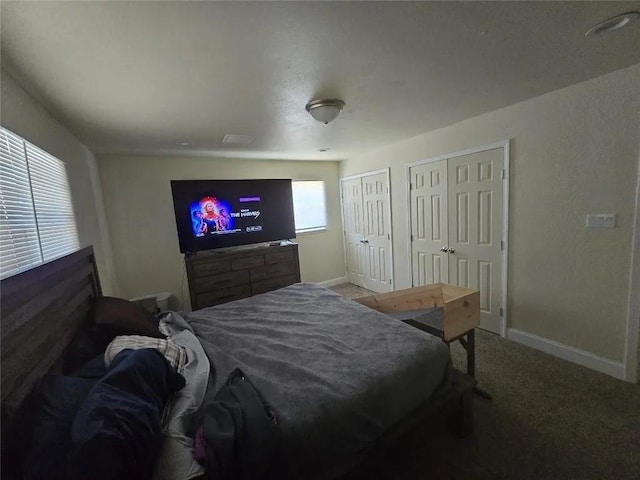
top-left (292, 180), bottom-right (327, 233)
top-left (0, 126), bottom-right (79, 279)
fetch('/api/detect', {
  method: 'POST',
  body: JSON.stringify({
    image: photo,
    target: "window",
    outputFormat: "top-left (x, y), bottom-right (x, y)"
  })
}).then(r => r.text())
top-left (292, 180), bottom-right (327, 233)
top-left (0, 126), bottom-right (79, 279)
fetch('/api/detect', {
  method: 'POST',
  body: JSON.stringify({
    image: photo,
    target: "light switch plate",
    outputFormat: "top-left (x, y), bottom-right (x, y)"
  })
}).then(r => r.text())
top-left (586, 214), bottom-right (616, 228)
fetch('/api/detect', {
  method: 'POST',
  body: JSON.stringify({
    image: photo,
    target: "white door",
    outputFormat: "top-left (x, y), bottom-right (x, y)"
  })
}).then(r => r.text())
top-left (447, 149), bottom-right (504, 333)
top-left (341, 177), bottom-right (365, 287)
top-left (361, 172), bottom-right (392, 292)
top-left (409, 147), bottom-right (505, 334)
top-left (341, 170), bottom-right (393, 293)
top-left (410, 160), bottom-right (449, 286)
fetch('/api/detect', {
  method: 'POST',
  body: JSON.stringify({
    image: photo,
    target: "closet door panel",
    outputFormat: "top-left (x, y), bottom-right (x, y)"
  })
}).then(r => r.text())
top-left (447, 149), bottom-right (503, 334)
top-left (341, 178), bottom-right (366, 288)
top-left (410, 161), bottom-right (449, 286)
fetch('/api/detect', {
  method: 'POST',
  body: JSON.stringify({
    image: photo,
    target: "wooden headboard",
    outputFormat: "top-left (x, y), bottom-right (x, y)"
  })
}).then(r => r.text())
top-left (0, 246), bottom-right (102, 418)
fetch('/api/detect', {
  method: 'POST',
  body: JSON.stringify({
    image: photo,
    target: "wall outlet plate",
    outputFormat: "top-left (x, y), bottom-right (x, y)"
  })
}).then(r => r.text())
top-left (586, 214), bottom-right (616, 228)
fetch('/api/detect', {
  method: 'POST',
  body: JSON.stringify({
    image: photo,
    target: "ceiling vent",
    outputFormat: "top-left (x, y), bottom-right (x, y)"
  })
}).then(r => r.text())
top-left (222, 134), bottom-right (254, 144)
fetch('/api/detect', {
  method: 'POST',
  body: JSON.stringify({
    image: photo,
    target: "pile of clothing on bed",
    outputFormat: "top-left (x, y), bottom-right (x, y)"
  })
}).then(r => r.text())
top-left (13, 298), bottom-right (278, 480)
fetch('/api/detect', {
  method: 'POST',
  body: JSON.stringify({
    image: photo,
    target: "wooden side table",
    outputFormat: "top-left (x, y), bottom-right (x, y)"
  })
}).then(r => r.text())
top-left (354, 283), bottom-right (490, 399)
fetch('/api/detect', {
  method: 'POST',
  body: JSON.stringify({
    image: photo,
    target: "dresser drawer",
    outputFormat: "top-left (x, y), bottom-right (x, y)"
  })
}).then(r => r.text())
top-left (265, 249), bottom-right (295, 265)
top-left (252, 274), bottom-right (299, 295)
top-left (231, 255), bottom-right (264, 270)
top-left (193, 270), bottom-right (250, 293)
top-left (185, 244), bottom-right (301, 311)
top-left (192, 259), bottom-right (231, 277)
top-left (250, 261), bottom-right (297, 282)
top-left (196, 284), bottom-right (251, 308)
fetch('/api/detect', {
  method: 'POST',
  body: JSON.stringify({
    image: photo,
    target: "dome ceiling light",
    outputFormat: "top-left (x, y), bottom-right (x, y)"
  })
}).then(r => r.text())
top-left (305, 99), bottom-right (345, 124)
top-left (585, 11), bottom-right (639, 36)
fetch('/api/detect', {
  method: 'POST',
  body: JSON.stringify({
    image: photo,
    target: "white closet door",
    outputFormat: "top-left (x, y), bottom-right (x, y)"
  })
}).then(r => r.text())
top-left (361, 172), bottom-right (392, 293)
top-left (341, 177), bottom-right (366, 288)
top-left (447, 149), bottom-right (504, 333)
top-left (341, 170), bottom-right (394, 293)
top-left (409, 147), bottom-right (506, 335)
top-left (410, 160), bottom-right (449, 286)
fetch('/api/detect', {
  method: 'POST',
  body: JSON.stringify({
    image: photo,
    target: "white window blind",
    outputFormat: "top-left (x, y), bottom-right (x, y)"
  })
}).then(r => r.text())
top-left (25, 143), bottom-right (79, 262)
top-left (292, 180), bottom-right (327, 232)
top-left (0, 129), bottom-right (42, 277)
top-left (0, 127), bottom-right (79, 279)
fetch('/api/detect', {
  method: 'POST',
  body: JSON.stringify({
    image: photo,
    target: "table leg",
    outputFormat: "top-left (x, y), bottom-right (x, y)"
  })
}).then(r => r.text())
top-left (466, 329), bottom-right (493, 400)
top-left (467, 328), bottom-right (475, 377)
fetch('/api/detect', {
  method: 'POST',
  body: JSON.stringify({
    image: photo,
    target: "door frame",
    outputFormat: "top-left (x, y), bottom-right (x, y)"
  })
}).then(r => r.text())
top-left (340, 168), bottom-right (395, 290)
top-left (624, 154), bottom-right (640, 383)
top-left (405, 140), bottom-right (510, 337)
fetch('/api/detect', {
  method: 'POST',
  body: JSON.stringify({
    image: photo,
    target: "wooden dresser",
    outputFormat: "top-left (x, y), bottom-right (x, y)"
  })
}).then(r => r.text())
top-left (185, 243), bottom-right (301, 310)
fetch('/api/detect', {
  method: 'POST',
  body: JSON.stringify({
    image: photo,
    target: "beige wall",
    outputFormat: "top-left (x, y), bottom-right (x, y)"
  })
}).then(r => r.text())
top-left (0, 71), bottom-right (117, 294)
top-left (97, 155), bottom-right (345, 309)
top-left (341, 64), bottom-right (640, 363)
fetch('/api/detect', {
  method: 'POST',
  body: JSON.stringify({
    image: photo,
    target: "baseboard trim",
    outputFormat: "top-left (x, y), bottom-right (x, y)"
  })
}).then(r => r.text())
top-left (317, 276), bottom-right (348, 288)
top-left (506, 328), bottom-right (626, 381)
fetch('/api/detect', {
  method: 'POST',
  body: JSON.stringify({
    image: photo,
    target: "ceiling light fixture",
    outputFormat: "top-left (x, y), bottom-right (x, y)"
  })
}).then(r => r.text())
top-left (585, 11), bottom-right (639, 36)
top-left (176, 140), bottom-right (190, 146)
top-left (305, 99), bottom-right (345, 124)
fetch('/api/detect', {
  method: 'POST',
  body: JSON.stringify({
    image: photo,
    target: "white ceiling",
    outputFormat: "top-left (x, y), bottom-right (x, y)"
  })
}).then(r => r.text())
top-left (2, 1), bottom-right (639, 161)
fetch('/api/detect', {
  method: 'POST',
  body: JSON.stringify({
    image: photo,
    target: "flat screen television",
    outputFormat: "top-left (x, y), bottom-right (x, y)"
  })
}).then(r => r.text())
top-left (170, 179), bottom-right (296, 254)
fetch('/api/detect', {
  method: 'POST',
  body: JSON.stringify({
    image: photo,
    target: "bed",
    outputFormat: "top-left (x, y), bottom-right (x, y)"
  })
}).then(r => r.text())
top-left (1, 246), bottom-right (474, 479)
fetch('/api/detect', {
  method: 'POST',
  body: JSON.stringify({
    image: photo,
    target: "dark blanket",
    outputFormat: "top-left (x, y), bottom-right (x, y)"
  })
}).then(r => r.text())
top-left (67, 349), bottom-right (185, 480)
top-left (187, 283), bottom-right (451, 480)
top-left (18, 356), bottom-right (107, 480)
top-left (21, 375), bottom-right (98, 480)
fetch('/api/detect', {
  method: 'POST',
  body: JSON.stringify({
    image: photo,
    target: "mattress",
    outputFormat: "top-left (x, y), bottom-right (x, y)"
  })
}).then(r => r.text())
top-left (186, 283), bottom-right (451, 479)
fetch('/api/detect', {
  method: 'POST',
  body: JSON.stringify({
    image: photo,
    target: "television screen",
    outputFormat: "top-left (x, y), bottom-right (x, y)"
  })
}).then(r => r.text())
top-left (171, 179), bottom-right (296, 253)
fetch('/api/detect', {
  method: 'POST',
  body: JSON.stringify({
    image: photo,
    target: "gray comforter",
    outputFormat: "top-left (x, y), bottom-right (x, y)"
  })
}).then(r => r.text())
top-left (186, 283), bottom-right (451, 479)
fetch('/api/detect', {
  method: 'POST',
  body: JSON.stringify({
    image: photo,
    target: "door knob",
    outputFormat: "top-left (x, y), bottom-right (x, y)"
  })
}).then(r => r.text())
top-left (440, 247), bottom-right (448, 252)
top-left (447, 247), bottom-right (455, 253)
top-left (363, 239), bottom-right (369, 244)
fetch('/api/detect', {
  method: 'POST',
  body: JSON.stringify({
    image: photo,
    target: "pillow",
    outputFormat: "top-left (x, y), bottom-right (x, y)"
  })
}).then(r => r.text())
top-left (104, 335), bottom-right (187, 374)
top-left (93, 296), bottom-right (163, 338)
top-left (64, 324), bottom-right (121, 371)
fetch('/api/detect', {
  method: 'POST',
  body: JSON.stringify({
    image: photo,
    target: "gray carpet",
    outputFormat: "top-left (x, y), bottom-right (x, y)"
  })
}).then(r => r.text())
top-left (331, 283), bottom-right (640, 480)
